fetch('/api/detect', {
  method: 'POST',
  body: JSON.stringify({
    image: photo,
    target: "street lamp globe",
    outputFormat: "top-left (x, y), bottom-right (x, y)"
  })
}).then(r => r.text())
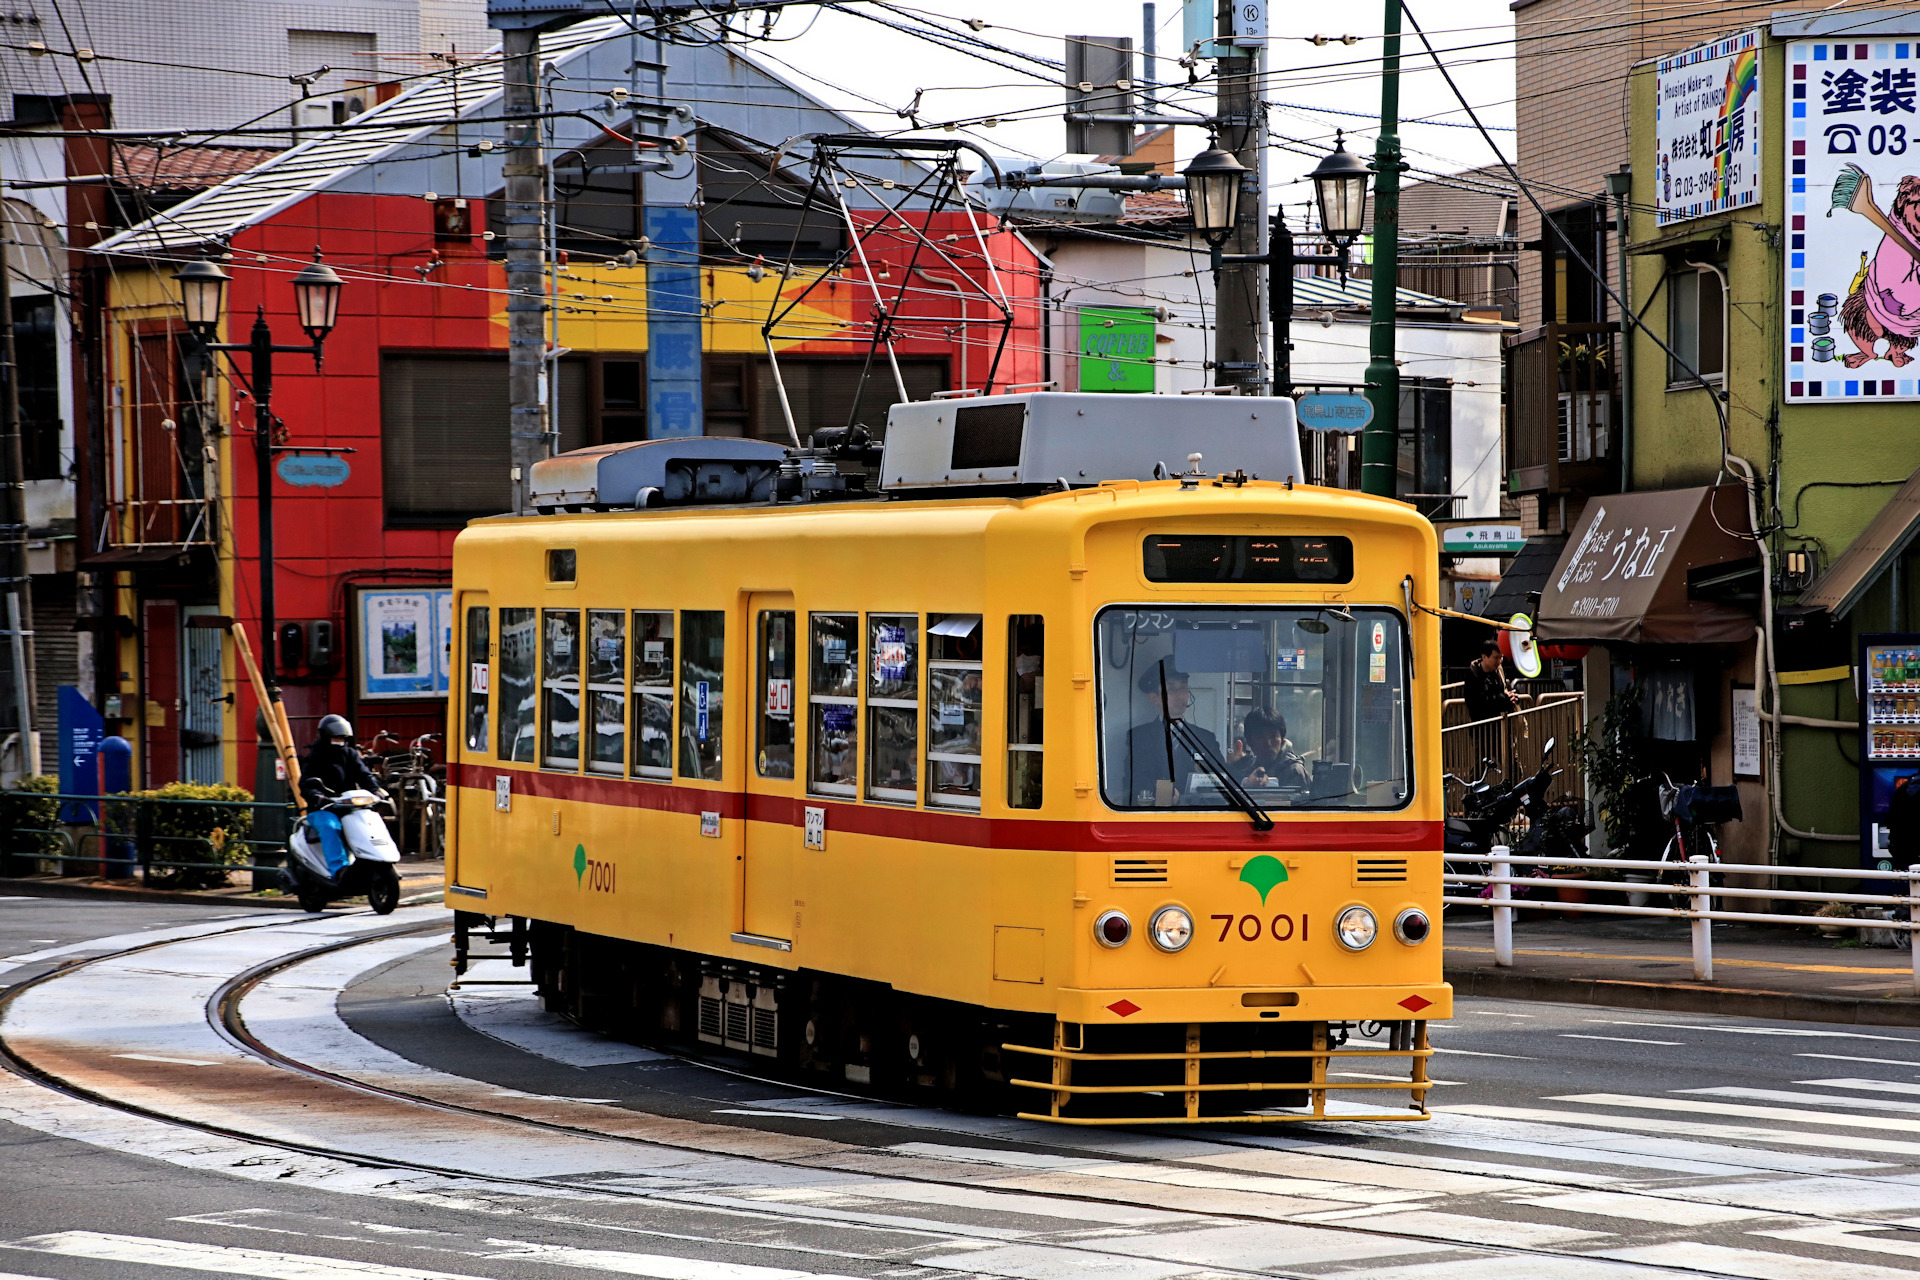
top-left (1181, 146), bottom-right (1249, 243)
top-left (172, 258), bottom-right (231, 336)
top-left (290, 255), bottom-right (345, 343)
top-left (1309, 133), bottom-right (1371, 244)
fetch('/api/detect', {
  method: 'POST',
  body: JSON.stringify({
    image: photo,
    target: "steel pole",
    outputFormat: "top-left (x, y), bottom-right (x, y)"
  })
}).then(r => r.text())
top-left (249, 312), bottom-right (277, 684)
top-left (503, 26), bottom-right (547, 514)
top-left (1361, 0), bottom-right (1403, 496)
top-left (1212, 0), bottom-right (1264, 394)
top-left (0, 152), bottom-right (38, 774)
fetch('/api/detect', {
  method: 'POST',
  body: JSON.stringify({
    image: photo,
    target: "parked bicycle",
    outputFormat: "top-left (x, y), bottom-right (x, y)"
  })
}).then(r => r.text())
top-left (1656, 775), bottom-right (1742, 878)
top-left (367, 731), bottom-right (445, 859)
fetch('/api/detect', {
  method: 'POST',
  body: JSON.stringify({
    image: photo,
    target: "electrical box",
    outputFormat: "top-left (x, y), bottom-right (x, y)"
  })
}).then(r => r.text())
top-left (277, 622), bottom-right (306, 671)
top-left (308, 620), bottom-right (337, 670)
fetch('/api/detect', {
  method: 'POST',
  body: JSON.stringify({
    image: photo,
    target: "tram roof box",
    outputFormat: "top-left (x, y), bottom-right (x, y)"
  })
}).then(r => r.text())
top-left (880, 392), bottom-right (1303, 493)
top-left (527, 438), bottom-right (790, 510)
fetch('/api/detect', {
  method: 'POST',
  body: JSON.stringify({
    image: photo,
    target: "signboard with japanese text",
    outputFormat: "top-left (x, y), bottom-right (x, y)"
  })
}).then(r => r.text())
top-left (1787, 38), bottom-right (1920, 401)
top-left (358, 587), bottom-right (454, 701)
top-left (1656, 29), bottom-right (1761, 226)
top-left (1077, 306), bottom-right (1157, 393)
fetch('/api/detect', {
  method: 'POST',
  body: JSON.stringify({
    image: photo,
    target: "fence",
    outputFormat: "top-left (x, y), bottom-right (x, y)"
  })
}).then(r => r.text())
top-left (1441, 693), bottom-right (1586, 815)
top-left (0, 790), bottom-right (295, 888)
top-left (1446, 849), bottom-right (1920, 991)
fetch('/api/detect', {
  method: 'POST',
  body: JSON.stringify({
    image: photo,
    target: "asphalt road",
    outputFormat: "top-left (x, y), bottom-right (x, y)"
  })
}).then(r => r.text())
top-left (4, 899), bottom-right (1920, 1280)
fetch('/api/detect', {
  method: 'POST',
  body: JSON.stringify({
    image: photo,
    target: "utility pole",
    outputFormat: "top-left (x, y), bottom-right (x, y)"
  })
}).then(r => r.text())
top-left (1360, 0), bottom-right (1403, 496)
top-left (502, 26), bottom-right (547, 514)
top-left (0, 155), bottom-right (39, 778)
top-left (1212, 0), bottom-right (1264, 394)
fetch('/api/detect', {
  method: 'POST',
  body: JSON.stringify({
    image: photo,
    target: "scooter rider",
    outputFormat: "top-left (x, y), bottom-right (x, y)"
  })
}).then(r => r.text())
top-left (300, 715), bottom-right (383, 875)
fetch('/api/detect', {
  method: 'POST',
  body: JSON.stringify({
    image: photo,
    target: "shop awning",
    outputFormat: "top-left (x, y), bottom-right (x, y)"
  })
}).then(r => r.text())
top-left (1537, 485), bottom-right (1756, 645)
top-left (1797, 466), bottom-right (1920, 618)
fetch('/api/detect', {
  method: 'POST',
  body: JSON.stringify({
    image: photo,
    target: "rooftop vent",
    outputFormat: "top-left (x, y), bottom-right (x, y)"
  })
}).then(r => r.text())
top-left (527, 438), bottom-right (789, 511)
top-left (880, 392), bottom-right (1302, 493)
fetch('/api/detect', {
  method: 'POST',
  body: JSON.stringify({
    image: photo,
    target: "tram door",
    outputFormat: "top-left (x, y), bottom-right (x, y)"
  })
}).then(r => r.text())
top-left (743, 594), bottom-right (799, 941)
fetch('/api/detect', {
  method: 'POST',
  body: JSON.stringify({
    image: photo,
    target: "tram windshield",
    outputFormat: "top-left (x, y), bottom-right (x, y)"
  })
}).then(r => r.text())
top-left (1098, 606), bottom-right (1411, 812)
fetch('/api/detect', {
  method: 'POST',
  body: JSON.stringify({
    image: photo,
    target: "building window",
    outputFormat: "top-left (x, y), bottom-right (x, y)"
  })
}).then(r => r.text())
top-left (1007, 615), bottom-right (1044, 809)
top-left (542, 609), bottom-right (581, 770)
top-left (593, 356), bottom-right (647, 444)
top-left (1668, 265), bottom-right (1726, 386)
top-left (14, 298), bottom-right (59, 480)
top-left (631, 611), bottom-right (673, 778)
top-left (497, 607), bottom-right (537, 762)
top-left (464, 606), bottom-right (490, 753)
top-left (808, 613), bottom-right (859, 796)
top-left (679, 610), bottom-right (725, 781)
top-left (1395, 379), bottom-right (1452, 520)
top-left (866, 613), bottom-right (919, 804)
top-left (586, 610), bottom-right (626, 774)
top-left (380, 354), bottom-right (586, 526)
top-left (926, 614), bottom-right (982, 809)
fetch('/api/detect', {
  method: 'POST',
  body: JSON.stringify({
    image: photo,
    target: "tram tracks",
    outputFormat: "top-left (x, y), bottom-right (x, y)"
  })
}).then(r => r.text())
top-left (0, 913), bottom-right (1911, 1280)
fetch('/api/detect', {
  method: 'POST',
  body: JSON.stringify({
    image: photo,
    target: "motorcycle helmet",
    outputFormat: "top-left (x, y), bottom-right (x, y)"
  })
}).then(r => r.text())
top-left (317, 714), bottom-right (354, 742)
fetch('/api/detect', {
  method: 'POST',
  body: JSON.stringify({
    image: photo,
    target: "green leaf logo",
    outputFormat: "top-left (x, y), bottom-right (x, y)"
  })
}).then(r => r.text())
top-left (573, 843), bottom-right (587, 886)
top-left (1239, 854), bottom-right (1289, 904)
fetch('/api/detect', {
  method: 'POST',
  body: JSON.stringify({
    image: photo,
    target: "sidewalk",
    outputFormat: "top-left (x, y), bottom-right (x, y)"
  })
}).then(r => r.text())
top-left (0, 860), bottom-right (447, 910)
top-left (1446, 911), bottom-right (1920, 1027)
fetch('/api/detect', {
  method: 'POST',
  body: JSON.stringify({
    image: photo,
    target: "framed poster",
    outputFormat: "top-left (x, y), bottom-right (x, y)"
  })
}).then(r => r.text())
top-left (1656, 29), bottom-right (1761, 226)
top-left (358, 587), bottom-right (454, 701)
top-left (1786, 37), bottom-right (1920, 401)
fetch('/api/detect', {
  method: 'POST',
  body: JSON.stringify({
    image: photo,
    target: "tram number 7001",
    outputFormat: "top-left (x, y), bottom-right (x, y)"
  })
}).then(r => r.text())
top-left (1212, 913), bottom-right (1309, 943)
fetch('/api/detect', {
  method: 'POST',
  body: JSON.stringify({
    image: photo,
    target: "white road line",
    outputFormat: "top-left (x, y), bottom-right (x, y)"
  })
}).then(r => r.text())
top-left (1559, 1035), bottom-right (1683, 1047)
top-left (1444, 1104), bottom-right (1920, 1159)
top-left (1754, 1222), bottom-right (1920, 1260)
top-left (480, 1240), bottom-right (860, 1279)
top-left (1334, 1259), bottom-right (1652, 1279)
top-left (1295, 1209), bottom-right (1604, 1247)
top-left (1679, 1086), bottom-right (1920, 1114)
top-left (1553, 1091), bottom-right (1920, 1133)
top-left (714, 1110), bottom-right (845, 1120)
top-left (1331, 1071), bottom-right (1460, 1086)
top-left (1796, 1076), bottom-right (1920, 1096)
top-left (1430, 1047), bottom-right (1534, 1059)
top-left (3, 1231), bottom-right (493, 1279)
top-left (1581, 1020), bottom-right (1920, 1043)
top-left (1593, 1241), bottom-right (1920, 1279)
top-left (1507, 1191), bottom-right (1772, 1226)
top-left (1795, 1053), bottom-right (1920, 1068)
top-left (113, 1052), bottom-right (221, 1067)
top-left (1461, 1010), bottom-right (1533, 1017)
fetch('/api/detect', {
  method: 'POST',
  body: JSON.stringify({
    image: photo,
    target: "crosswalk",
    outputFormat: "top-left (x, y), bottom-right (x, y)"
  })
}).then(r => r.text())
top-left (9, 914), bottom-right (1920, 1277)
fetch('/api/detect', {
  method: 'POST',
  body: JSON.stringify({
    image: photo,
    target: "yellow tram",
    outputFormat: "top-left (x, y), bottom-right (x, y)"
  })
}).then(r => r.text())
top-left (445, 393), bottom-right (1447, 1124)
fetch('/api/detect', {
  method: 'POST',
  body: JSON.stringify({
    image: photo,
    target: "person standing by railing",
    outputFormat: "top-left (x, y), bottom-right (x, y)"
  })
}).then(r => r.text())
top-left (1464, 640), bottom-right (1519, 721)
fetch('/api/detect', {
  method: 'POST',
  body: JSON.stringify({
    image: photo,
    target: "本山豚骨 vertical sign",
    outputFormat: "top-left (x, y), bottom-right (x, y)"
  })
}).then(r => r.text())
top-left (1787, 37), bottom-right (1920, 401)
top-left (1656, 29), bottom-right (1761, 226)
top-left (1077, 306), bottom-right (1157, 392)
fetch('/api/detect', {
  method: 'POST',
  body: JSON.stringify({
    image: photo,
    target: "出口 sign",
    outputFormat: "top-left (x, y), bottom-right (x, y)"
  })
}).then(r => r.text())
top-left (1786, 37), bottom-right (1920, 401)
top-left (1656, 29), bottom-right (1761, 226)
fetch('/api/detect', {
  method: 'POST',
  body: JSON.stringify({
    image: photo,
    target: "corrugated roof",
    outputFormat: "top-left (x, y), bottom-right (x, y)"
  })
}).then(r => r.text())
top-left (1292, 274), bottom-right (1462, 311)
top-left (95, 18), bottom-right (632, 258)
top-left (1799, 466), bottom-right (1920, 616)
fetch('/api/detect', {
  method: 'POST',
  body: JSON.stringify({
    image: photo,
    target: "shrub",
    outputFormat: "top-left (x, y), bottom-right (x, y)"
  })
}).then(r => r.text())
top-left (130, 783), bottom-right (255, 890)
top-left (0, 775), bottom-right (61, 866)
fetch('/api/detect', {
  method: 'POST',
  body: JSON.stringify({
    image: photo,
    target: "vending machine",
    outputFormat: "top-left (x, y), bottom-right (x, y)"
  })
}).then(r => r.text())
top-left (1860, 633), bottom-right (1920, 872)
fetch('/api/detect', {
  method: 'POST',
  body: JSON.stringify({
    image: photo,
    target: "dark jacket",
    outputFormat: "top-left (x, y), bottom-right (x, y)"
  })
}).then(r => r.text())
top-left (301, 740), bottom-right (381, 804)
top-left (1115, 718), bottom-right (1226, 805)
top-left (1236, 745), bottom-right (1311, 790)
top-left (1464, 662), bottom-right (1516, 721)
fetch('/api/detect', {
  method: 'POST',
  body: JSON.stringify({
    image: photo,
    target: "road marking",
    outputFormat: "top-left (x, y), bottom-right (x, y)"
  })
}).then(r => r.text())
top-left (1445, 1104), bottom-right (1920, 1159)
top-left (1430, 1047), bottom-right (1535, 1059)
top-left (1594, 1241), bottom-right (1920, 1279)
top-left (3, 1231), bottom-right (486, 1279)
top-left (1795, 1053), bottom-right (1920, 1068)
top-left (1796, 1076), bottom-right (1920, 1096)
top-left (1507, 1190), bottom-right (1771, 1225)
top-left (1555, 1091), bottom-right (1920, 1133)
top-left (1686, 1085), bottom-right (1920, 1112)
top-left (1462, 1010), bottom-right (1534, 1017)
top-left (714, 1110), bottom-right (844, 1121)
top-left (480, 1240), bottom-right (861, 1279)
top-left (1302, 1210), bottom-right (1604, 1247)
top-left (1754, 1222), bottom-right (1920, 1260)
top-left (1559, 1035), bottom-right (1683, 1046)
top-left (1331, 1071), bottom-right (1460, 1086)
top-left (1581, 1020), bottom-right (1920, 1043)
top-left (112, 1053), bottom-right (221, 1067)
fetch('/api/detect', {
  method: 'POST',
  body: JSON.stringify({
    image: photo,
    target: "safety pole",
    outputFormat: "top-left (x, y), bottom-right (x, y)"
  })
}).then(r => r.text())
top-left (1689, 854), bottom-right (1713, 981)
top-left (1909, 863), bottom-right (1920, 996)
top-left (1491, 844), bottom-right (1513, 966)
top-left (231, 621), bottom-right (304, 813)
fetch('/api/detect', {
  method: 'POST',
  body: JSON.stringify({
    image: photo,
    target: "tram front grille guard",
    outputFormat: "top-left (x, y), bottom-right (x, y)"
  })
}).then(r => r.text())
top-left (1003, 1020), bottom-right (1432, 1125)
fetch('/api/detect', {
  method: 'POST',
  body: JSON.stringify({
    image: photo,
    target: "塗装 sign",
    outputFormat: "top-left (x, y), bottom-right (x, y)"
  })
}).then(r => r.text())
top-left (1787, 37), bottom-right (1920, 402)
top-left (1656, 29), bottom-right (1762, 226)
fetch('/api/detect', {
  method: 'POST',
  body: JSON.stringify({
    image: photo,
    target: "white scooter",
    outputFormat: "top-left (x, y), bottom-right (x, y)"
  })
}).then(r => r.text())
top-left (286, 788), bottom-right (403, 914)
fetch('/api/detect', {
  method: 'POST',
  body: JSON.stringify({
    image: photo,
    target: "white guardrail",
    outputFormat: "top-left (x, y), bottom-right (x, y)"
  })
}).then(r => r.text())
top-left (1445, 849), bottom-right (1920, 991)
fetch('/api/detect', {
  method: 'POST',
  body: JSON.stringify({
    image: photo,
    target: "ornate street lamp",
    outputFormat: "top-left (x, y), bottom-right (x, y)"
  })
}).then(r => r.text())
top-left (1181, 146), bottom-right (1249, 245)
top-left (290, 256), bottom-right (345, 345)
top-left (172, 259), bottom-right (232, 337)
top-left (1309, 132), bottom-right (1372, 247)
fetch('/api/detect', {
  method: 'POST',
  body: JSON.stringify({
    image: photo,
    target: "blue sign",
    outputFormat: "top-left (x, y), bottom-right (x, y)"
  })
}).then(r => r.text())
top-left (278, 454), bottom-right (351, 488)
top-left (696, 681), bottom-right (710, 742)
top-left (57, 685), bottom-right (103, 822)
top-left (1298, 393), bottom-right (1374, 432)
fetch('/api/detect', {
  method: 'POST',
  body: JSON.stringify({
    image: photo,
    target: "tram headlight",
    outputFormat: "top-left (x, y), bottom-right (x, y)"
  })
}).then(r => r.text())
top-left (1394, 908), bottom-right (1431, 946)
top-left (1094, 909), bottom-right (1132, 948)
top-left (1148, 905), bottom-right (1194, 952)
top-left (1335, 905), bottom-right (1378, 951)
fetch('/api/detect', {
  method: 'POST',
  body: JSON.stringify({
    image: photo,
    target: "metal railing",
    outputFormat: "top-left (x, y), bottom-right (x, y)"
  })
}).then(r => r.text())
top-left (1, 790), bottom-right (294, 886)
top-left (1446, 848), bottom-right (1920, 990)
top-left (1441, 694), bottom-right (1586, 815)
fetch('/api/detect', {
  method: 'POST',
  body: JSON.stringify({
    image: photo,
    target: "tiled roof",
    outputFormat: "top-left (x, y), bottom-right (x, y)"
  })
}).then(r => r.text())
top-left (109, 145), bottom-right (278, 191)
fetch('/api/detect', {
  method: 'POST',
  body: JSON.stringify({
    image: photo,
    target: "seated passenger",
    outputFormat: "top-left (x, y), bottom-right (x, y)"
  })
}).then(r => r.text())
top-left (1232, 708), bottom-right (1311, 790)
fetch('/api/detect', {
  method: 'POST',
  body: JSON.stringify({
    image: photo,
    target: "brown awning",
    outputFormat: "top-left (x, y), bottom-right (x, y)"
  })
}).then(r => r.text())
top-left (1797, 465), bottom-right (1920, 617)
top-left (1537, 485), bottom-right (1756, 645)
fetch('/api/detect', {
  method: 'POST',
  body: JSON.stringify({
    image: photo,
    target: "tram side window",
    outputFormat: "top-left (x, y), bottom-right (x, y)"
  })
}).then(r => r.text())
top-left (1007, 615), bottom-right (1044, 809)
top-left (926, 614), bottom-right (982, 809)
top-left (586, 610), bottom-right (625, 775)
top-left (630, 611), bottom-right (673, 778)
top-left (867, 614), bottom-right (919, 805)
top-left (497, 608), bottom-right (537, 763)
top-left (757, 610), bottom-right (796, 779)
top-left (808, 613), bottom-right (859, 797)
top-left (679, 610), bottom-right (725, 781)
top-left (464, 606), bottom-right (490, 753)
top-left (542, 609), bottom-right (582, 770)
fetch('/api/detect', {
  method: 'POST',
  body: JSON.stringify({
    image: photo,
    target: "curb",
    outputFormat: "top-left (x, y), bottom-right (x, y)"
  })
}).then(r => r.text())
top-left (1448, 964), bottom-right (1920, 1029)
top-left (0, 877), bottom-right (446, 912)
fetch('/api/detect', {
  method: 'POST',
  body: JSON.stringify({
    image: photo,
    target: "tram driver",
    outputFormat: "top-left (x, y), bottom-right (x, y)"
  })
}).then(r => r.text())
top-left (1115, 667), bottom-right (1226, 806)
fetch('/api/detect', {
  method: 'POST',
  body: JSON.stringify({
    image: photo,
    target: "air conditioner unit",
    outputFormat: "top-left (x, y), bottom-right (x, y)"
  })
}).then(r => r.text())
top-left (1556, 392), bottom-right (1611, 463)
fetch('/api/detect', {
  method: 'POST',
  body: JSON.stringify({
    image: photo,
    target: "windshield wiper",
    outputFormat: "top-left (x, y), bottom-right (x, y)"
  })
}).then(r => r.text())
top-left (1156, 661), bottom-right (1274, 832)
